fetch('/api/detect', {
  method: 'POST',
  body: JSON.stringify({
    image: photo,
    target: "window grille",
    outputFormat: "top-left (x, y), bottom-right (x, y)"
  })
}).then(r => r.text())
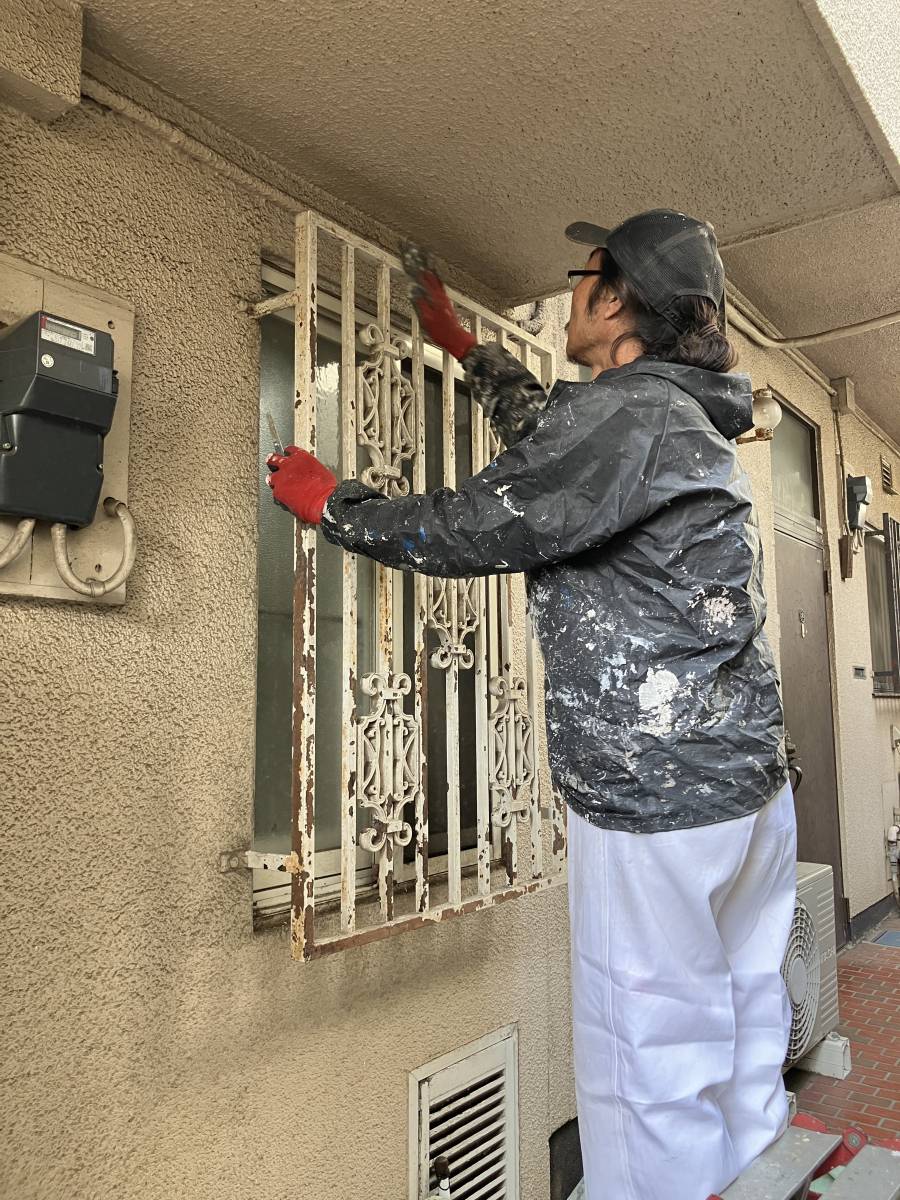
top-left (867, 516), bottom-right (900, 695)
top-left (249, 211), bottom-right (567, 960)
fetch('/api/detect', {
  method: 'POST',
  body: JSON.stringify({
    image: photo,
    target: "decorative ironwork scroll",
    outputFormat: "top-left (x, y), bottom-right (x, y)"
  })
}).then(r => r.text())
top-left (357, 323), bottom-right (415, 496)
top-left (356, 672), bottom-right (421, 853)
top-left (488, 676), bottom-right (535, 827)
top-left (427, 576), bottom-right (480, 669)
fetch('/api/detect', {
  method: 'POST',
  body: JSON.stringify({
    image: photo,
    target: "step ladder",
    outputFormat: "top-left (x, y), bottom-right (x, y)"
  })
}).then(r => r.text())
top-left (718, 1127), bottom-right (900, 1199)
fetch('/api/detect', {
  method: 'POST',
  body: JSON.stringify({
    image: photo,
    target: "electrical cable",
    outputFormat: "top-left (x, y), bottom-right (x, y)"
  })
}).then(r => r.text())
top-left (0, 518), bottom-right (36, 569)
top-left (50, 498), bottom-right (136, 597)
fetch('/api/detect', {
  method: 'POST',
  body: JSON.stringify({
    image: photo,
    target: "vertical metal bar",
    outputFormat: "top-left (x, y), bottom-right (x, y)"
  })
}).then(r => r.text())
top-left (443, 350), bottom-right (462, 905)
top-left (412, 311), bottom-right (430, 912)
top-left (468, 315), bottom-right (491, 897)
top-left (525, 614), bottom-right (543, 880)
top-left (339, 243), bottom-right (358, 932)
top-left (375, 260), bottom-right (395, 921)
top-left (485, 328), bottom-right (503, 867)
top-left (518, 343), bottom-right (543, 880)
top-left (495, 328), bottom-right (517, 886)
top-left (291, 211), bottom-right (317, 960)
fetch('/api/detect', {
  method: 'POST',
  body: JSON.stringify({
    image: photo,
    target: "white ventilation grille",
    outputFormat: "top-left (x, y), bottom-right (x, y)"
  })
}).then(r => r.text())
top-left (882, 456), bottom-right (896, 494)
top-left (410, 1027), bottom-right (518, 1200)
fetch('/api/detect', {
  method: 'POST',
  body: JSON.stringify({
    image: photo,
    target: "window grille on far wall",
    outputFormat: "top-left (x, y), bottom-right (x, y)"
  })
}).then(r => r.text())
top-left (249, 210), bottom-right (567, 960)
top-left (866, 516), bottom-right (900, 695)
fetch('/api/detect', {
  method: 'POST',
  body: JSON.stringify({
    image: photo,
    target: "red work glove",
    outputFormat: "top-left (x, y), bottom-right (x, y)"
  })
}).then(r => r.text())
top-left (266, 446), bottom-right (337, 525)
top-left (401, 241), bottom-right (478, 361)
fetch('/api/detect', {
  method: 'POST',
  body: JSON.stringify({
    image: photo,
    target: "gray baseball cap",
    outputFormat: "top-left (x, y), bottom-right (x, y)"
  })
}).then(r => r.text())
top-left (565, 209), bottom-right (726, 333)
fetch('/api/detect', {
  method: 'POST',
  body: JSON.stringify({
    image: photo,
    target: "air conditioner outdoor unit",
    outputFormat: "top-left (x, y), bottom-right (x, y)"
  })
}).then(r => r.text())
top-left (781, 862), bottom-right (841, 1068)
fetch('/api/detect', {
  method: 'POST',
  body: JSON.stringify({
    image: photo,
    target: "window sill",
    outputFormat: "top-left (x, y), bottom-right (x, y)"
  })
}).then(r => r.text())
top-left (872, 692), bottom-right (900, 700)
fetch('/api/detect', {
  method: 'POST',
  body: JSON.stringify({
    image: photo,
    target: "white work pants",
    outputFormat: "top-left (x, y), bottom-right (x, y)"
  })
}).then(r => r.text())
top-left (568, 782), bottom-right (797, 1200)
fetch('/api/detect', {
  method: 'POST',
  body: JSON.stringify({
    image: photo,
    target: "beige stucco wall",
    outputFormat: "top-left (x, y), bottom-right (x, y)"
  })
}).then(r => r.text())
top-left (0, 0), bottom-right (82, 121)
top-left (730, 333), bottom-right (900, 919)
top-left (0, 95), bottom-right (577, 1200)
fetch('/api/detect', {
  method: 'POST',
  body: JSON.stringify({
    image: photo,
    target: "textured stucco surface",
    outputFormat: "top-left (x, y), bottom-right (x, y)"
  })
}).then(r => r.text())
top-left (0, 98), bottom-right (576, 1199)
top-left (73, 0), bottom-right (895, 300)
top-left (0, 0), bottom-right (81, 120)
top-left (722, 198), bottom-right (900, 442)
top-left (800, 0), bottom-right (900, 183)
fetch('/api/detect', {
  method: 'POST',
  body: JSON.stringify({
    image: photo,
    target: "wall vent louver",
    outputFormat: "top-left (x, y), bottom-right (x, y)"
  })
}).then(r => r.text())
top-left (410, 1027), bottom-right (519, 1200)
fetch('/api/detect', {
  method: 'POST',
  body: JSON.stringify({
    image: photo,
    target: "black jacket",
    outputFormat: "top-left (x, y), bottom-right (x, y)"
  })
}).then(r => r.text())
top-left (322, 346), bottom-right (788, 832)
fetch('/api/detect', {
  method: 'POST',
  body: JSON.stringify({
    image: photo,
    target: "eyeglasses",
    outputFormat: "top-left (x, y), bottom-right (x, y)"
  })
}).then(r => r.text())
top-left (568, 269), bottom-right (604, 291)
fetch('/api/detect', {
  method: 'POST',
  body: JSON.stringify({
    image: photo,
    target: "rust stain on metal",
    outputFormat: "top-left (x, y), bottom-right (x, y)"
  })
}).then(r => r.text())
top-left (305, 877), bottom-right (562, 959)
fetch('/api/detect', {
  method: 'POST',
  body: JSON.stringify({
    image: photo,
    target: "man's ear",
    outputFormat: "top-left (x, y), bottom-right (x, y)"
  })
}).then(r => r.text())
top-left (602, 291), bottom-right (625, 320)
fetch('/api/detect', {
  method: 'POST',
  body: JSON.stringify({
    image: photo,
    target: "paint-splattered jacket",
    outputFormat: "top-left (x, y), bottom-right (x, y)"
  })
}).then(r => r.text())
top-left (322, 344), bottom-right (788, 832)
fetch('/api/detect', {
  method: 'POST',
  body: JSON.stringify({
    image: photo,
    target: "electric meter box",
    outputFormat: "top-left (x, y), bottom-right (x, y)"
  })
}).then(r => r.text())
top-left (0, 311), bottom-right (117, 528)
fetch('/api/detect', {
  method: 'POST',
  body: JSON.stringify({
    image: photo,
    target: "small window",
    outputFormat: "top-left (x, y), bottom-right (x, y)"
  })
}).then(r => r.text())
top-left (772, 406), bottom-right (819, 521)
top-left (866, 518), bottom-right (900, 695)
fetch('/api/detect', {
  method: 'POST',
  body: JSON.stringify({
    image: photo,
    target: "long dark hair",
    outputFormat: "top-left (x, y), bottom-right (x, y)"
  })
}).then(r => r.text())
top-left (589, 251), bottom-right (738, 372)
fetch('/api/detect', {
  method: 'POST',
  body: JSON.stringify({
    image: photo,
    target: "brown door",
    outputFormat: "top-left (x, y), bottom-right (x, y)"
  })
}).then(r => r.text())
top-left (771, 405), bottom-right (847, 947)
top-left (774, 528), bottom-right (847, 947)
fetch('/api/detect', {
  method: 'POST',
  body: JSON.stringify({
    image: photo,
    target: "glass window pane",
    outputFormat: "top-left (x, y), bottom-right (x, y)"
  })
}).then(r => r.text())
top-left (254, 315), bottom-right (348, 853)
top-left (254, 313), bottom-right (295, 853)
top-left (254, 317), bottom-right (477, 868)
top-left (772, 408), bottom-right (818, 519)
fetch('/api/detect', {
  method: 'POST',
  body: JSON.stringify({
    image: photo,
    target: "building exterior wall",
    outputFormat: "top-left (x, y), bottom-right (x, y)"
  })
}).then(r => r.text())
top-left (726, 335), bottom-right (900, 920)
top-left (1, 71), bottom-right (896, 1200)
top-left (0, 95), bottom-right (577, 1200)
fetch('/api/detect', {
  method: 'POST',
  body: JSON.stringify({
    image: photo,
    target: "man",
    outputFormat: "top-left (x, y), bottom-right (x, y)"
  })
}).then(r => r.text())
top-left (267, 210), bottom-right (797, 1200)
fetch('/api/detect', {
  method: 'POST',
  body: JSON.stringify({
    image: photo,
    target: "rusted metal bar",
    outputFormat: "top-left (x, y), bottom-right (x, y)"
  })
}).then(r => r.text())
top-left (374, 260), bottom-right (396, 922)
top-left (218, 849), bottom-right (300, 874)
top-left (291, 210), bottom-right (318, 961)
top-left (493, 329), bottom-right (517, 887)
top-left (443, 349), bottom-right (462, 906)
top-left (525, 614), bottom-right (544, 881)
top-left (412, 311), bottom-right (430, 913)
top-left (304, 213), bottom-right (551, 353)
top-left (243, 288), bottom-right (300, 319)
top-left (340, 242), bottom-right (359, 933)
top-left (517, 343), bottom-right (543, 881)
top-left (306, 874), bottom-right (563, 959)
top-left (470, 314), bottom-right (492, 897)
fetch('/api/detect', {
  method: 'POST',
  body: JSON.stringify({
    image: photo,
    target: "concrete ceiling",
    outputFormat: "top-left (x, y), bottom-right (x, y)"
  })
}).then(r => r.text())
top-left (80, 0), bottom-right (900, 431)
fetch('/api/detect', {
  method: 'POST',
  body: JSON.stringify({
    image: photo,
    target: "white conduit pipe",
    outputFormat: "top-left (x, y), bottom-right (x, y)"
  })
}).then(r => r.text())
top-left (0, 518), bottom-right (36, 569)
top-left (727, 297), bottom-right (900, 350)
top-left (51, 498), bottom-right (136, 598)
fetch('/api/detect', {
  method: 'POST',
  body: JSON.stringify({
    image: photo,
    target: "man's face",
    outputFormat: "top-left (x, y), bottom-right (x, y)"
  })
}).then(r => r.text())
top-left (565, 248), bottom-right (605, 367)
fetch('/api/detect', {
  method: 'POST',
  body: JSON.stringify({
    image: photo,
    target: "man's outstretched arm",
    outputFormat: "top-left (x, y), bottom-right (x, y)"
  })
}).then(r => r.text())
top-left (400, 242), bottom-right (549, 448)
top-left (267, 384), bottom-right (670, 579)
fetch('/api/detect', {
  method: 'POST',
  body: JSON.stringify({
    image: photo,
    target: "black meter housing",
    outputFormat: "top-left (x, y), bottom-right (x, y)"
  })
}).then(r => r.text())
top-left (0, 311), bottom-right (117, 528)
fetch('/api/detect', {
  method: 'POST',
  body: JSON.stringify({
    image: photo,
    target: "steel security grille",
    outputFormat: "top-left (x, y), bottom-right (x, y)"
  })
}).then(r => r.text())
top-left (248, 210), bottom-right (567, 960)
top-left (883, 514), bottom-right (900, 694)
